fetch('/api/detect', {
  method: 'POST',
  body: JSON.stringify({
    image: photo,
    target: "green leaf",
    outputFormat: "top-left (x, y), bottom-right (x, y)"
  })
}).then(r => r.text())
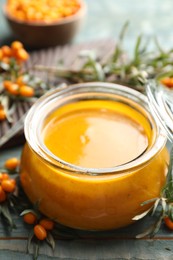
top-left (134, 35), bottom-right (142, 61)
top-left (33, 240), bottom-right (40, 260)
top-left (166, 147), bottom-right (173, 183)
top-left (0, 61), bottom-right (10, 71)
top-left (156, 71), bottom-right (173, 81)
top-left (136, 214), bottom-right (163, 239)
top-left (168, 204), bottom-right (173, 221)
top-left (20, 209), bottom-right (38, 217)
top-left (132, 208), bottom-right (151, 221)
top-left (149, 215), bottom-right (163, 238)
top-left (136, 224), bottom-right (156, 239)
top-left (154, 36), bottom-right (165, 54)
top-left (111, 21), bottom-right (129, 64)
top-left (119, 20), bottom-right (129, 43)
top-left (27, 230), bottom-right (34, 253)
top-left (46, 232), bottom-right (55, 251)
top-left (1, 202), bottom-right (16, 229)
top-left (141, 197), bottom-right (158, 206)
top-left (151, 198), bottom-right (161, 216)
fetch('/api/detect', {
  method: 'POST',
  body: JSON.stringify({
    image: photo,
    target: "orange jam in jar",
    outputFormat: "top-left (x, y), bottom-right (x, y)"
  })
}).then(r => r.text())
top-left (20, 82), bottom-right (168, 230)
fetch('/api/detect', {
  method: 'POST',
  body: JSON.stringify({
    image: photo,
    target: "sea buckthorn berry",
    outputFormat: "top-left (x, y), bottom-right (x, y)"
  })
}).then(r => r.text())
top-left (16, 48), bottom-right (29, 61)
top-left (20, 85), bottom-right (34, 97)
top-left (0, 186), bottom-right (6, 202)
top-left (164, 217), bottom-right (173, 230)
top-left (5, 157), bottom-right (20, 170)
top-left (0, 109), bottom-right (6, 121)
top-left (11, 41), bottom-right (23, 51)
top-left (6, 0), bottom-right (81, 23)
top-left (16, 76), bottom-right (24, 86)
top-left (39, 218), bottom-right (54, 230)
top-left (3, 80), bottom-right (12, 90)
top-left (0, 49), bottom-right (3, 60)
top-left (34, 224), bottom-right (47, 240)
top-left (1, 46), bottom-right (12, 57)
top-left (7, 83), bottom-right (19, 96)
top-left (10, 178), bottom-right (16, 185)
top-left (23, 212), bottom-right (37, 224)
top-left (2, 173), bottom-right (9, 180)
top-left (0, 173), bottom-right (8, 182)
top-left (1, 179), bottom-right (16, 193)
top-left (0, 173), bottom-right (3, 182)
top-left (160, 77), bottom-right (173, 88)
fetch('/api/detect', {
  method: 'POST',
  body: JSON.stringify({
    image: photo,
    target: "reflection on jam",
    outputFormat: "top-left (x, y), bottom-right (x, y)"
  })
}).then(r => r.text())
top-left (42, 100), bottom-right (149, 168)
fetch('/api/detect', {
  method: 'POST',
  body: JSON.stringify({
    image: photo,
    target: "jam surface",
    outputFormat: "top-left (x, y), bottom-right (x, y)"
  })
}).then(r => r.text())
top-left (42, 100), bottom-right (148, 168)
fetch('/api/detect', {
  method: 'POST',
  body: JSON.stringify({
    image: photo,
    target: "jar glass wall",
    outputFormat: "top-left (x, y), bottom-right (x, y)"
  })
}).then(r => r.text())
top-left (20, 82), bottom-right (168, 230)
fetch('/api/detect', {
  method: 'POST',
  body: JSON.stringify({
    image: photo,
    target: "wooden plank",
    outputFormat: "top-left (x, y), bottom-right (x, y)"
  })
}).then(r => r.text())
top-left (0, 201), bottom-right (172, 260)
top-left (0, 237), bottom-right (173, 259)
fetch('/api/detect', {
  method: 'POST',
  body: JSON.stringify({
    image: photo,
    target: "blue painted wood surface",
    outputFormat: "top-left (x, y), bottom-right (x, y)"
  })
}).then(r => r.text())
top-left (1, 0), bottom-right (173, 259)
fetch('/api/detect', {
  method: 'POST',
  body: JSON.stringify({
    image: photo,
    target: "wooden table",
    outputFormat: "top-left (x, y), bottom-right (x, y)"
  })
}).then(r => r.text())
top-left (1, 0), bottom-right (173, 259)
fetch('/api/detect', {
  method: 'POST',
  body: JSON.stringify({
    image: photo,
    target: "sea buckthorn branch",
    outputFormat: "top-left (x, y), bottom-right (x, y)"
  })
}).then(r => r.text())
top-left (34, 21), bottom-right (173, 93)
top-left (0, 41), bottom-right (33, 122)
top-left (0, 157), bottom-right (20, 229)
top-left (134, 146), bottom-right (173, 238)
top-left (0, 41), bottom-right (53, 123)
top-left (21, 207), bottom-right (56, 259)
top-left (1, 24), bottom-right (173, 122)
top-left (0, 156), bottom-right (55, 260)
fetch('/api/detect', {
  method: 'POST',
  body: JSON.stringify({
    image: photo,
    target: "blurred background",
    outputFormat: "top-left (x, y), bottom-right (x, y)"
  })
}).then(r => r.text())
top-left (0, 0), bottom-right (173, 52)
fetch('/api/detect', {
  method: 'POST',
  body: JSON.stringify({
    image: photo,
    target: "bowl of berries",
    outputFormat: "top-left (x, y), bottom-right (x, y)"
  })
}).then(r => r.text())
top-left (3, 0), bottom-right (86, 48)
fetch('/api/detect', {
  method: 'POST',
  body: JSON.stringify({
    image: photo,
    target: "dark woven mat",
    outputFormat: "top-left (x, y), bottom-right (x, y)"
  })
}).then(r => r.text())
top-left (0, 39), bottom-right (115, 149)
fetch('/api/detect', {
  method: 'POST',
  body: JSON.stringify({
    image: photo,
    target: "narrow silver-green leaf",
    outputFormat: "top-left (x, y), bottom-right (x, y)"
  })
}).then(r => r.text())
top-left (46, 232), bottom-right (55, 251)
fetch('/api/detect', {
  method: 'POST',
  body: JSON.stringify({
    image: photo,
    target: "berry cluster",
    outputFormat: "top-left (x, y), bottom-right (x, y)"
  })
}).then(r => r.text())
top-left (0, 41), bottom-right (29, 64)
top-left (0, 158), bottom-right (20, 203)
top-left (23, 211), bottom-right (54, 240)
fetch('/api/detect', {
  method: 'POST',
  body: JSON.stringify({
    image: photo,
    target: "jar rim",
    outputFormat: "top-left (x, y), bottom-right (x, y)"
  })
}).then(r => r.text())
top-left (24, 82), bottom-right (167, 175)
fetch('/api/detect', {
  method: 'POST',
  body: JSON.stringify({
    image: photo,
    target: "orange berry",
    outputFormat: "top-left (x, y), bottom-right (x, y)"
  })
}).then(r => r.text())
top-left (16, 76), bottom-right (24, 86)
top-left (1, 46), bottom-right (12, 57)
top-left (5, 157), bottom-right (20, 170)
top-left (1, 179), bottom-right (16, 193)
top-left (10, 178), bottom-right (16, 185)
top-left (16, 48), bottom-right (29, 61)
top-left (0, 186), bottom-right (6, 202)
top-left (164, 217), bottom-right (173, 230)
top-left (3, 80), bottom-right (12, 90)
top-left (34, 224), bottom-right (47, 240)
top-left (0, 109), bottom-right (6, 121)
top-left (160, 77), bottom-right (173, 88)
top-left (39, 219), bottom-right (54, 230)
top-left (20, 85), bottom-right (34, 97)
top-left (2, 173), bottom-right (9, 180)
top-left (0, 49), bottom-right (3, 60)
top-left (7, 83), bottom-right (19, 96)
top-left (23, 212), bottom-right (37, 224)
top-left (11, 41), bottom-right (23, 51)
top-left (0, 173), bottom-right (8, 183)
top-left (0, 173), bottom-right (3, 182)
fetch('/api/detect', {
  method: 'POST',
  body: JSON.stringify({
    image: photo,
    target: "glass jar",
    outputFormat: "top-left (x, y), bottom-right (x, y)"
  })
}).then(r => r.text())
top-left (20, 82), bottom-right (168, 230)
